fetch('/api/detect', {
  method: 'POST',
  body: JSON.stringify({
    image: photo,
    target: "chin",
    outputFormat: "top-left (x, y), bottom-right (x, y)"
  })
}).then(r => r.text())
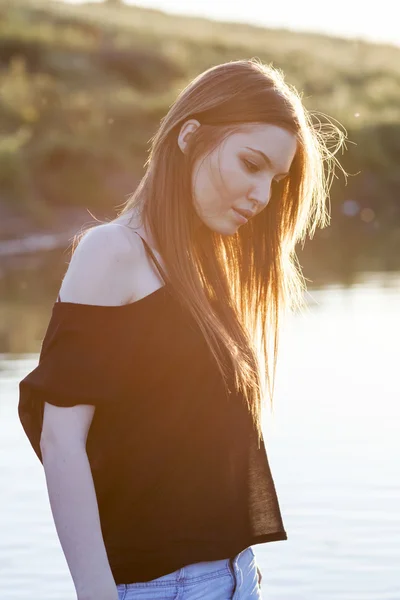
top-left (200, 217), bottom-right (240, 236)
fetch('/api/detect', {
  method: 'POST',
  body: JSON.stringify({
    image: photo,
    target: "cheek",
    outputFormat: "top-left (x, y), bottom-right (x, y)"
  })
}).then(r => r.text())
top-left (212, 156), bottom-right (248, 202)
top-left (192, 155), bottom-right (247, 214)
top-left (192, 158), bottom-right (213, 199)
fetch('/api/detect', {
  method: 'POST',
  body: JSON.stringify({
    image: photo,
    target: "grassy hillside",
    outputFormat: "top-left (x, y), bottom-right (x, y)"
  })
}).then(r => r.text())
top-left (1, 0), bottom-right (400, 273)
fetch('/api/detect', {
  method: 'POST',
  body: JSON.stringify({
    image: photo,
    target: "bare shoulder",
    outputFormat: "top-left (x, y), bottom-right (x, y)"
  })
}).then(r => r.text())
top-left (58, 222), bottom-right (142, 306)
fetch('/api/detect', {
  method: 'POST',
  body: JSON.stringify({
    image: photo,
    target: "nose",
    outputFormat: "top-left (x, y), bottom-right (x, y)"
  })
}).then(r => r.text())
top-left (249, 178), bottom-right (272, 213)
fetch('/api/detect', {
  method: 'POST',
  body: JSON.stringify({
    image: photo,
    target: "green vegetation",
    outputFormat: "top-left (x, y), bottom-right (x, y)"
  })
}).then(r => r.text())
top-left (1, 0), bottom-right (400, 276)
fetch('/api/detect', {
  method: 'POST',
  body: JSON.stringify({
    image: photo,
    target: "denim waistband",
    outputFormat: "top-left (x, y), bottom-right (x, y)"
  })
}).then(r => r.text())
top-left (182, 546), bottom-right (254, 581)
top-left (120, 546), bottom-right (255, 589)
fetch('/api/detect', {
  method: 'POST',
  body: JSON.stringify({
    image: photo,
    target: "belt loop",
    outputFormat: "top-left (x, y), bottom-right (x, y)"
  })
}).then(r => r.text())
top-left (256, 565), bottom-right (263, 585)
top-left (229, 556), bottom-right (238, 597)
top-left (177, 565), bottom-right (185, 581)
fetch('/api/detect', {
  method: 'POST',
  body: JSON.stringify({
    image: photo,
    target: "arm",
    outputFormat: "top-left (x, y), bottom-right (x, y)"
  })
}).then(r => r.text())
top-left (39, 224), bottom-right (138, 599)
top-left (40, 429), bottom-right (118, 600)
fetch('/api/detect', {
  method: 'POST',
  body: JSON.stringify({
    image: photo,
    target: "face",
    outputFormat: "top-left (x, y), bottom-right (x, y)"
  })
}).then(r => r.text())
top-left (178, 121), bottom-right (297, 234)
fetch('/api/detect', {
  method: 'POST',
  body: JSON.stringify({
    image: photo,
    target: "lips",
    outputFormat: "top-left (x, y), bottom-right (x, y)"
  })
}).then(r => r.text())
top-left (232, 208), bottom-right (248, 224)
top-left (234, 207), bottom-right (254, 219)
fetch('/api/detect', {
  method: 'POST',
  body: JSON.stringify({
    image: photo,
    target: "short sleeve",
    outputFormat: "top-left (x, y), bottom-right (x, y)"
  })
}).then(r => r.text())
top-left (18, 302), bottom-right (123, 462)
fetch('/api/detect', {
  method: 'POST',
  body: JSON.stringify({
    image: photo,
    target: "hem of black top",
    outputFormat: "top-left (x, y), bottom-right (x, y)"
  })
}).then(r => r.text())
top-left (252, 531), bottom-right (288, 543)
top-left (109, 531), bottom-right (287, 585)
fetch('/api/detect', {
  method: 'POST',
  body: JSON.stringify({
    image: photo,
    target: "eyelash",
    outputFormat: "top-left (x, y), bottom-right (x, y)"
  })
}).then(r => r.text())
top-left (243, 159), bottom-right (260, 174)
top-left (243, 159), bottom-right (281, 183)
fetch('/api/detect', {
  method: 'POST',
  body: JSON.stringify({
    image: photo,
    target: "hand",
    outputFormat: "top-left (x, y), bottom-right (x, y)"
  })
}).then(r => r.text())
top-left (77, 595), bottom-right (118, 600)
top-left (77, 588), bottom-right (119, 600)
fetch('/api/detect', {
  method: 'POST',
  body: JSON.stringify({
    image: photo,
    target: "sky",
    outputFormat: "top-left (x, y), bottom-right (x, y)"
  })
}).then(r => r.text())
top-left (63, 0), bottom-right (400, 48)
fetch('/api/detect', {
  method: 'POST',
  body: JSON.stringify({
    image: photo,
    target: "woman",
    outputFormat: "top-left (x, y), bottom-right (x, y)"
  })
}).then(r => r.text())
top-left (18, 59), bottom-right (344, 600)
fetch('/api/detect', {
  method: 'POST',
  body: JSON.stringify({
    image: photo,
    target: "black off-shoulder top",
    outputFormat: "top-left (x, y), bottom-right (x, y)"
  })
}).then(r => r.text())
top-left (18, 230), bottom-right (287, 585)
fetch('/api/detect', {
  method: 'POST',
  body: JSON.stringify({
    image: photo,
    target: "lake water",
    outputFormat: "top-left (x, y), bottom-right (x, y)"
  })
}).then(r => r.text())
top-left (1, 273), bottom-right (399, 599)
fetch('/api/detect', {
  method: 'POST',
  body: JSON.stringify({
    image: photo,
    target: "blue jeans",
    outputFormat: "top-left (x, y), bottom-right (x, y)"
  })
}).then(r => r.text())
top-left (116, 546), bottom-right (262, 599)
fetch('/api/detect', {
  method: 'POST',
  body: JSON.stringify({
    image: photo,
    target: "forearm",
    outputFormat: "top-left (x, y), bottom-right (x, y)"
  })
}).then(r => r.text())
top-left (40, 441), bottom-right (118, 600)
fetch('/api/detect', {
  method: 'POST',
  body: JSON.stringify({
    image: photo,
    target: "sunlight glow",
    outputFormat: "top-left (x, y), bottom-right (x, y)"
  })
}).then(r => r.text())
top-left (61, 0), bottom-right (400, 48)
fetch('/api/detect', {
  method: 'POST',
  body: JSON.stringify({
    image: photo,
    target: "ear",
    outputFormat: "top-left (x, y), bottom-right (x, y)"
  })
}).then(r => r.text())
top-left (177, 119), bottom-right (201, 154)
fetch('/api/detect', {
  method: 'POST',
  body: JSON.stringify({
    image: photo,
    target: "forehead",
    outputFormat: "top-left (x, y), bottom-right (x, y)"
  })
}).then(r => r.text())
top-left (226, 123), bottom-right (297, 163)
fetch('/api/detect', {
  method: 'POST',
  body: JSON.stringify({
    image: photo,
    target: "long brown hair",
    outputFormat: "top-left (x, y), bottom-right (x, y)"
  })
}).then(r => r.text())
top-left (112, 58), bottom-right (345, 445)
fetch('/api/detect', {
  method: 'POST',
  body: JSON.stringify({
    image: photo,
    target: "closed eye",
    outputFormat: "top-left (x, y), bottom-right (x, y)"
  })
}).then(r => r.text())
top-left (243, 159), bottom-right (260, 174)
top-left (243, 159), bottom-right (288, 184)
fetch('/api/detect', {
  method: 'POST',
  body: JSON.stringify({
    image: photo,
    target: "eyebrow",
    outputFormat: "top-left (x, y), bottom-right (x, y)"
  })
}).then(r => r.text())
top-left (245, 146), bottom-right (290, 177)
